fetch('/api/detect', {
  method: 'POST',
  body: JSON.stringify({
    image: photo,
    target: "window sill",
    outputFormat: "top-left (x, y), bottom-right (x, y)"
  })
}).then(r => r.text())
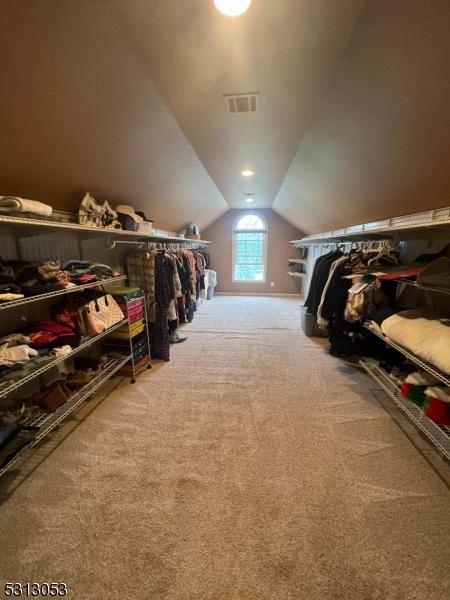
top-left (232, 280), bottom-right (267, 284)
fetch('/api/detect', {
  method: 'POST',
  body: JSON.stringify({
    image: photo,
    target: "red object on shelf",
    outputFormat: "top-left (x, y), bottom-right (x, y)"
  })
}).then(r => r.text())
top-left (378, 267), bottom-right (422, 281)
top-left (400, 383), bottom-right (411, 398)
top-left (425, 398), bottom-right (450, 425)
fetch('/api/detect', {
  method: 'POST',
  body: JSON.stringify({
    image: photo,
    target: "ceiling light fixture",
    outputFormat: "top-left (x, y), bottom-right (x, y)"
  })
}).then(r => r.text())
top-left (241, 169), bottom-right (254, 177)
top-left (214, 0), bottom-right (252, 18)
top-left (244, 193), bottom-right (255, 203)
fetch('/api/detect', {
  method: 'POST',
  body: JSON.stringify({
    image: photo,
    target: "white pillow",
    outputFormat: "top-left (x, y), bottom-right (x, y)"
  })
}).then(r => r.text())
top-left (381, 309), bottom-right (450, 375)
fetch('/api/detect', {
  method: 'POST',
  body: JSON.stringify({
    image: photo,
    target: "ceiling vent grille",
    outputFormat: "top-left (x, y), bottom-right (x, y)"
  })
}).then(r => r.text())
top-left (223, 92), bottom-right (261, 114)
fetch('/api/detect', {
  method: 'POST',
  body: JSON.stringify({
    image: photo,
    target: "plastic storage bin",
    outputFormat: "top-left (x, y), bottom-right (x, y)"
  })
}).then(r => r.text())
top-left (300, 306), bottom-right (327, 337)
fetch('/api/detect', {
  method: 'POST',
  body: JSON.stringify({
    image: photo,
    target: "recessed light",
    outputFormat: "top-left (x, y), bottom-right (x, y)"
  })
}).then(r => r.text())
top-left (244, 193), bottom-right (255, 203)
top-left (214, 0), bottom-right (252, 17)
top-left (241, 169), bottom-right (254, 177)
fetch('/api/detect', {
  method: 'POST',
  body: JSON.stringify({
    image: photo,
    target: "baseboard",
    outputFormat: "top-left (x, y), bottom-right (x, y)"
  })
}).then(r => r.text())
top-left (215, 292), bottom-right (300, 297)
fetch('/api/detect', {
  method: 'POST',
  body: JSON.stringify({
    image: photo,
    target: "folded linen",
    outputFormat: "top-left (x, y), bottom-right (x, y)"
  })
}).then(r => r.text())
top-left (0, 196), bottom-right (52, 217)
top-left (381, 309), bottom-right (450, 375)
top-left (0, 342), bottom-right (38, 366)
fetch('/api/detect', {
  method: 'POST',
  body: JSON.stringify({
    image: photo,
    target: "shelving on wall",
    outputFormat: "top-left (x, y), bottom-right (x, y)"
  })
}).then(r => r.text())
top-left (288, 206), bottom-right (450, 461)
top-left (290, 207), bottom-right (450, 246)
top-left (287, 271), bottom-right (307, 278)
top-left (360, 358), bottom-right (450, 461)
top-left (0, 213), bottom-right (211, 246)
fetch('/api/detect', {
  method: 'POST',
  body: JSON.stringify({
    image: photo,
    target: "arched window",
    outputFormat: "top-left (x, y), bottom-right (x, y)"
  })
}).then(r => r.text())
top-left (232, 213), bottom-right (267, 282)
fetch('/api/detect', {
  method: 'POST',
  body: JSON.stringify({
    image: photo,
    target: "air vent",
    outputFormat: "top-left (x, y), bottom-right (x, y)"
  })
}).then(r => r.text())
top-left (223, 92), bottom-right (261, 114)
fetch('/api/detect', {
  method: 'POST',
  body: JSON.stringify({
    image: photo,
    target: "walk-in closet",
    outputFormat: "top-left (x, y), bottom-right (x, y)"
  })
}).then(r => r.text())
top-left (0, 1), bottom-right (449, 599)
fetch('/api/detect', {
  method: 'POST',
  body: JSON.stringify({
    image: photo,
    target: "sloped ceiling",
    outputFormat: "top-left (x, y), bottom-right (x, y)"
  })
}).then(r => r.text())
top-left (0, 0), bottom-right (228, 231)
top-left (107, 0), bottom-right (363, 214)
top-left (273, 0), bottom-right (450, 232)
top-left (1, 0), bottom-right (449, 234)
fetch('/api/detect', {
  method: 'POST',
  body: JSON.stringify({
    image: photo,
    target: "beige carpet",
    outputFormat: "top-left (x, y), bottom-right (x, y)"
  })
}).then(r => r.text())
top-left (0, 295), bottom-right (449, 599)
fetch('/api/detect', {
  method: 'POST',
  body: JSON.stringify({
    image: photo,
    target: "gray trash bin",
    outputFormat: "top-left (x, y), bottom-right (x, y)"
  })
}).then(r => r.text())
top-left (300, 306), bottom-right (327, 337)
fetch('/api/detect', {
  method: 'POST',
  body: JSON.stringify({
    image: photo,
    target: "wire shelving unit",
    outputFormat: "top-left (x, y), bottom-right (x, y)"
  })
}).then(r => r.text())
top-left (0, 213), bottom-right (211, 246)
top-left (290, 206), bottom-right (450, 246)
top-left (0, 319), bottom-right (127, 399)
top-left (393, 278), bottom-right (450, 297)
top-left (364, 324), bottom-right (450, 387)
top-left (0, 354), bottom-right (131, 477)
top-left (359, 358), bottom-right (450, 461)
top-left (0, 275), bottom-right (127, 312)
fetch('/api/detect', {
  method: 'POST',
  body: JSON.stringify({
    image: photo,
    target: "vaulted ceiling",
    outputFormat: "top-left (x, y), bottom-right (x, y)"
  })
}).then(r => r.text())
top-left (1, 0), bottom-right (449, 234)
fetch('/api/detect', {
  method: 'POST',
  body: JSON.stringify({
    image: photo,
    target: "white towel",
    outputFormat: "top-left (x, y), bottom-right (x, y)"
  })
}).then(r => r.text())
top-left (0, 196), bottom-right (52, 217)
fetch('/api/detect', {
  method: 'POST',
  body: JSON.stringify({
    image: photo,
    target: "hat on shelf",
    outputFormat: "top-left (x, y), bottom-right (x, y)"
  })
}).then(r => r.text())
top-left (115, 205), bottom-right (143, 232)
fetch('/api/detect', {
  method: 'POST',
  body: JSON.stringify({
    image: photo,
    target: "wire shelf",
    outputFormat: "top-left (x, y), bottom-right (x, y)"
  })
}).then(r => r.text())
top-left (290, 207), bottom-right (450, 246)
top-left (359, 358), bottom-right (450, 461)
top-left (0, 275), bottom-right (127, 312)
top-left (0, 319), bottom-right (127, 399)
top-left (364, 323), bottom-right (450, 386)
top-left (393, 278), bottom-right (450, 297)
top-left (288, 258), bottom-right (308, 264)
top-left (0, 354), bottom-right (131, 477)
top-left (287, 271), bottom-right (307, 278)
top-left (0, 213), bottom-right (211, 245)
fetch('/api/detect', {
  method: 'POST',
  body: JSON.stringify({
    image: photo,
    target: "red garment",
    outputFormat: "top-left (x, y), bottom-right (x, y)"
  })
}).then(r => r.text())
top-left (425, 398), bottom-right (450, 425)
top-left (70, 274), bottom-right (96, 284)
top-left (29, 331), bottom-right (57, 347)
top-left (56, 299), bottom-right (80, 331)
top-left (378, 267), bottom-right (422, 281)
top-left (400, 383), bottom-right (411, 398)
top-left (28, 321), bottom-right (74, 336)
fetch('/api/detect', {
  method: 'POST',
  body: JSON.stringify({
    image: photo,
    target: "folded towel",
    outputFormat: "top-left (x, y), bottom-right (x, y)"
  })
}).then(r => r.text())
top-left (0, 196), bottom-right (52, 217)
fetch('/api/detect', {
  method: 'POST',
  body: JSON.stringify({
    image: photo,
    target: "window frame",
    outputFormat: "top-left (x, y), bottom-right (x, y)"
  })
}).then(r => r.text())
top-left (232, 212), bottom-right (268, 283)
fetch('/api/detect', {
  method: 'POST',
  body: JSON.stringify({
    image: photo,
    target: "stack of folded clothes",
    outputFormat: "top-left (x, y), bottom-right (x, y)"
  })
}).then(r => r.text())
top-left (399, 371), bottom-right (438, 407)
top-left (0, 259), bottom-right (121, 302)
top-left (0, 352), bottom-right (112, 468)
top-left (0, 423), bottom-right (39, 467)
top-left (397, 370), bottom-right (450, 425)
top-left (63, 260), bottom-right (119, 285)
top-left (0, 333), bottom-right (39, 371)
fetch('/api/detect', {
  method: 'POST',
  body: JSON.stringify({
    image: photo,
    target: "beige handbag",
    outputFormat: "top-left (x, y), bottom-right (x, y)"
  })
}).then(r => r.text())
top-left (80, 293), bottom-right (124, 336)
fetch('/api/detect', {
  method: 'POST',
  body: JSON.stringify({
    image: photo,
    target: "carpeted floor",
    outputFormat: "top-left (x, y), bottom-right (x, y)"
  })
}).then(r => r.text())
top-left (0, 295), bottom-right (449, 599)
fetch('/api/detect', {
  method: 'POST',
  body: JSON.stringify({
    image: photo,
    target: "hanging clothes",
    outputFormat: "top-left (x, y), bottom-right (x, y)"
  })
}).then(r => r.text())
top-left (304, 250), bottom-right (344, 318)
top-left (126, 246), bottom-right (210, 361)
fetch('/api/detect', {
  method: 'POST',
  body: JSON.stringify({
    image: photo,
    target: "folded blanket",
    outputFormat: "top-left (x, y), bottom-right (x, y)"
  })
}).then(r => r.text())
top-left (0, 196), bottom-right (52, 217)
top-left (381, 309), bottom-right (450, 375)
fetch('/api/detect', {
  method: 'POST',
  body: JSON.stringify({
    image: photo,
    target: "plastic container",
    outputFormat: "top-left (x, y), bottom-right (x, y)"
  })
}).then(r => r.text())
top-left (300, 306), bottom-right (327, 337)
top-left (207, 286), bottom-right (215, 300)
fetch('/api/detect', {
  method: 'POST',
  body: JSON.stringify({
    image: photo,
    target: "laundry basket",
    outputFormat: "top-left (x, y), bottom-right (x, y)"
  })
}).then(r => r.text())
top-left (206, 269), bottom-right (217, 300)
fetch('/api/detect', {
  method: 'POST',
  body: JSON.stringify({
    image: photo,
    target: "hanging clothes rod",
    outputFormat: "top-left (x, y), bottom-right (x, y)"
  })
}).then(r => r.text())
top-left (107, 237), bottom-right (146, 249)
top-left (106, 236), bottom-right (209, 250)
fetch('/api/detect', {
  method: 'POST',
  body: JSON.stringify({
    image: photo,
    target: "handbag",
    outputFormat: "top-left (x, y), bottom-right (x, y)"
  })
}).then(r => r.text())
top-left (80, 292), bottom-right (124, 336)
